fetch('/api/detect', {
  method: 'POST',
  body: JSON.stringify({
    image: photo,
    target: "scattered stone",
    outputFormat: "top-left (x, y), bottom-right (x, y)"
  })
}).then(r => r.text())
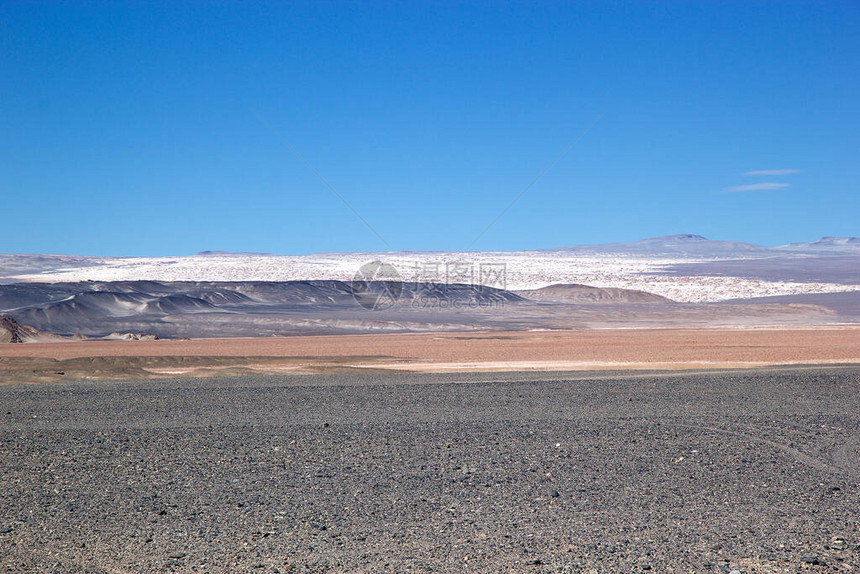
top-left (0, 527), bottom-right (12, 534)
top-left (800, 556), bottom-right (823, 565)
top-left (830, 536), bottom-right (846, 550)
top-left (168, 552), bottom-right (186, 559)
top-left (550, 490), bottom-right (560, 498)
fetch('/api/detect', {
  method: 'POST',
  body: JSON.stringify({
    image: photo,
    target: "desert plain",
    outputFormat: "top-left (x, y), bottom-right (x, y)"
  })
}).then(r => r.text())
top-left (1, 326), bottom-right (860, 383)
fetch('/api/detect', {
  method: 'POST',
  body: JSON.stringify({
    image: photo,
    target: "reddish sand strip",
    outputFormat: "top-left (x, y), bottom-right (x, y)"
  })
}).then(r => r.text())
top-left (1, 327), bottom-right (859, 373)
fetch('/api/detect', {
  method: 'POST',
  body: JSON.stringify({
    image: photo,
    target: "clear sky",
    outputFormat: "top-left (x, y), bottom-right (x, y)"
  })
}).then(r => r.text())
top-left (2, 1), bottom-right (858, 255)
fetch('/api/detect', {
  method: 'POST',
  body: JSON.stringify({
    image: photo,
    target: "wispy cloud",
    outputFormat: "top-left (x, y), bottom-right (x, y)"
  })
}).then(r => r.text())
top-left (743, 169), bottom-right (802, 176)
top-left (723, 182), bottom-right (790, 193)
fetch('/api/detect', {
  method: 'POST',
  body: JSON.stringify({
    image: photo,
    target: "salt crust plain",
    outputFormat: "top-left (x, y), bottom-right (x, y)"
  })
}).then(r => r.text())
top-left (11, 252), bottom-right (860, 303)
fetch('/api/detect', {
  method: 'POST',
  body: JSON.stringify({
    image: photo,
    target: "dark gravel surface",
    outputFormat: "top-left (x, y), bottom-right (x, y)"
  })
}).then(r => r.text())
top-left (1, 368), bottom-right (859, 573)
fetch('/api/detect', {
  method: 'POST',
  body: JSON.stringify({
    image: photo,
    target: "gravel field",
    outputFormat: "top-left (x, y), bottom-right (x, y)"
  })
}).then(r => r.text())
top-left (1, 368), bottom-right (858, 572)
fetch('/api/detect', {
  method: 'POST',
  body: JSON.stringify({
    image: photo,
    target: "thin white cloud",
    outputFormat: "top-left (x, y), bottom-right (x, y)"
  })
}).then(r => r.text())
top-left (723, 182), bottom-right (790, 193)
top-left (743, 169), bottom-right (802, 176)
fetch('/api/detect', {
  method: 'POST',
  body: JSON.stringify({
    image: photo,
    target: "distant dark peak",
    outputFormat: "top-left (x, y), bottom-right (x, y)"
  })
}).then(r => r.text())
top-left (0, 315), bottom-right (24, 343)
top-left (651, 234), bottom-right (707, 241)
top-left (813, 236), bottom-right (860, 244)
top-left (0, 314), bottom-right (46, 343)
top-left (196, 250), bottom-right (271, 256)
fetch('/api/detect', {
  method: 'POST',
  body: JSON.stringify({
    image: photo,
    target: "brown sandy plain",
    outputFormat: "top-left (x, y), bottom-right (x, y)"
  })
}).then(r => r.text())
top-left (2, 326), bottom-right (860, 383)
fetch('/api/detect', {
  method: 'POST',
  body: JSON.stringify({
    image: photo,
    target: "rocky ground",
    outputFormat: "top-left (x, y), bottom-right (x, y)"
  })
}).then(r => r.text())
top-left (1, 368), bottom-right (858, 572)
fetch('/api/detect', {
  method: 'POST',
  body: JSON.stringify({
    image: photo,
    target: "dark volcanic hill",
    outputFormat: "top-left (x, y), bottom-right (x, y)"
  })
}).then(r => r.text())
top-left (0, 314), bottom-right (57, 343)
top-left (515, 284), bottom-right (672, 303)
top-left (0, 281), bottom-right (528, 339)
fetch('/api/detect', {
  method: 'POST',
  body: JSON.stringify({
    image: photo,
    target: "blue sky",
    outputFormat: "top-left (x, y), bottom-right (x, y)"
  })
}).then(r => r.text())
top-left (1, 1), bottom-right (858, 255)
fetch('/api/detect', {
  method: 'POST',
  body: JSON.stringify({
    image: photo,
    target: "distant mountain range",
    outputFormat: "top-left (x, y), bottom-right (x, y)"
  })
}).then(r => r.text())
top-left (779, 236), bottom-right (860, 251)
top-left (545, 234), bottom-right (860, 256)
top-left (1, 235), bottom-right (858, 339)
top-left (195, 235), bottom-right (860, 257)
top-left (1, 235), bottom-right (858, 308)
top-left (1, 235), bottom-right (857, 265)
top-left (196, 235), bottom-right (860, 257)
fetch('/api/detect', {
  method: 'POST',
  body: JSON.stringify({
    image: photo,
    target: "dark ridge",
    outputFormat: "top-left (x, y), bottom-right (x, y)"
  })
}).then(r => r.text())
top-left (0, 314), bottom-right (50, 343)
top-left (516, 284), bottom-right (672, 304)
top-left (196, 250), bottom-right (273, 256)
